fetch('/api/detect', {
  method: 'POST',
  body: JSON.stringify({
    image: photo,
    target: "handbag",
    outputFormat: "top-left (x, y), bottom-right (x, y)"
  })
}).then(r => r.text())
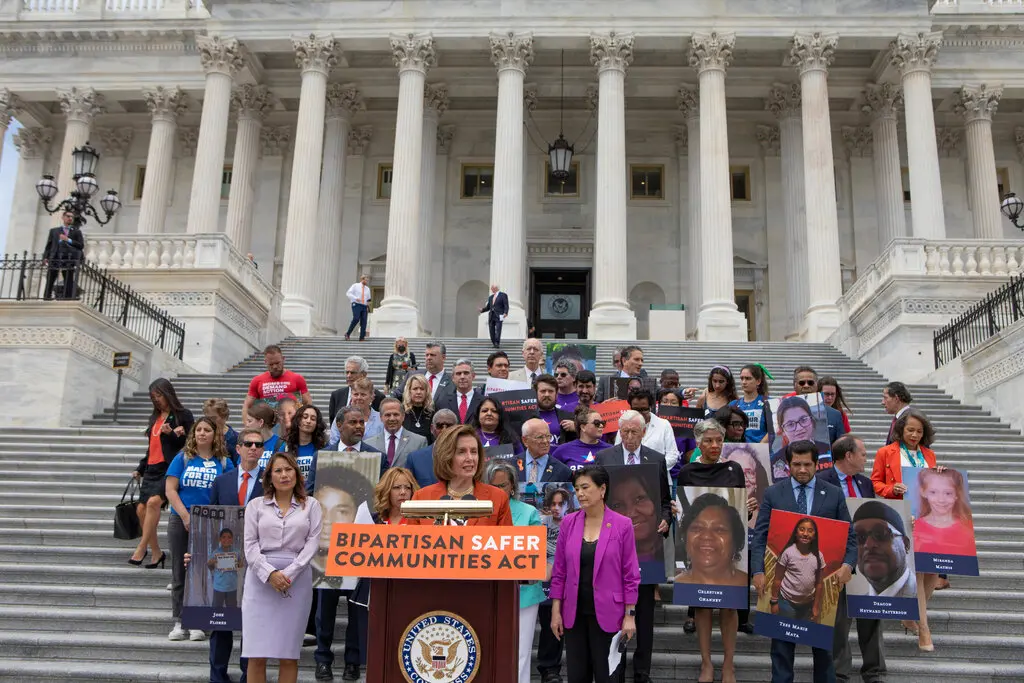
top-left (114, 478), bottom-right (143, 540)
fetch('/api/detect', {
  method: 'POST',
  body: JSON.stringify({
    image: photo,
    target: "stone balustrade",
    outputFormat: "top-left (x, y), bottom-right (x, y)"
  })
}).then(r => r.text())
top-left (84, 233), bottom-right (277, 310)
top-left (933, 0), bottom-right (1024, 12)
top-left (15, 0), bottom-right (207, 18)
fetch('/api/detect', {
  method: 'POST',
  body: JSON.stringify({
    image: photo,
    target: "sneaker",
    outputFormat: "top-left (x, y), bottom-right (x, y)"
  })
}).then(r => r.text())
top-left (168, 622), bottom-right (187, 641)
top-left (189, 629), bottom-right (207, 642)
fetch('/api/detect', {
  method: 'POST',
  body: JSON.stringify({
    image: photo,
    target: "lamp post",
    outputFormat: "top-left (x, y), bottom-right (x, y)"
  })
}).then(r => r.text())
top-left (1002, 193), bottom-right (1024, 231)
top-left (35, 142), bottom-right (121, 227)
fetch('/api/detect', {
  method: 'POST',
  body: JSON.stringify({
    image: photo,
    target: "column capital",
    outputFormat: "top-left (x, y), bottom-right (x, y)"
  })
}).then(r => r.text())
top-left (390, 33), bottom-right (436, 74)
top-left (674, 125), bottom-right (688, 156)
top-left (325, 83), bottom-right (364, 121)
top-left (0, 88), bottom-right (21, 127)
top-left (143, 85), bottom-right (189, 123)
top-left (688, 32), bottom-right (735, 74)
top-left (197, 35), bottom-right (244, 76)
top-left (936, 127), bottom-right (963, 158)
top-left (57, 86), bottom-right (106, 125)
top-left (437, 124), bottom-right (455, 154)
top-left (676, 85), bottom-right (699, 120)
top-left (13, 126), bottom-right (53, 159)
top-left (424, 83), bottom-right (450, 118)
top-left (293, 34), bottom-right (339, 76)
top-left (862, 82), bottom-right (902, 121)
top-left (841, 125), bottom-right (873, 158)
top-left (765, 82), bottom-right (801, 120)
top-left (261, 125), bottom-right (292, 157)
top-left (94, 126), bottom-right (134, 157)
top-left (789, 32), bottom-right (837, 75)
top-left (177, 126), bottom-right (200, 157)
top-left (232, 83), bottom-right (277, 122)
top-left (1015, 126), bottom-right (1024, 162)
top-left (590, 32), bottom-right (634, 75)
top-left (490, 32), bottom-right (534, 74)
top-left (756, 124), bottom-right (781, 156)
top-left (954, 84), bottom-right (1003, 124)
top-left (890, 31), bottom-right (942, 76)
top-left (347, 125), bottom-right (373, 156)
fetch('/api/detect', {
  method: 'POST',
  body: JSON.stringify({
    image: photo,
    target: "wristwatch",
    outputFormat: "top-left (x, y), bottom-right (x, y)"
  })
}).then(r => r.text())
top-left (626, 608), bottom-right (636, 617)
top-left (770, 598), bottom-right (779, 605)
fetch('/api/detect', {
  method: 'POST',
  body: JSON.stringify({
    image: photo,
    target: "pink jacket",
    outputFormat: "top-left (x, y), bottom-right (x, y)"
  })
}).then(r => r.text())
top-left (549, 507), bottom-right (641, 633)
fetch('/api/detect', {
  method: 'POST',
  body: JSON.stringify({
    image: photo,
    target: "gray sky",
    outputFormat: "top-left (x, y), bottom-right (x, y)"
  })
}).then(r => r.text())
top-left (0, 121), bottom-right (20, 253)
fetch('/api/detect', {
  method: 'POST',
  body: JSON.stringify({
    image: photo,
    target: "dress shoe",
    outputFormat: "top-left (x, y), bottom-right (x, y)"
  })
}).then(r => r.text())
top-left (539, 673), bottom-right (562, 683)
top-left (303, 633), bottom-right (317, 646)
top-left (342, 663), bottom-right (360, 680)
top-left (314, 662), bottom-right (333, 681)
top-left (738, 621), bottom-right (755, 635)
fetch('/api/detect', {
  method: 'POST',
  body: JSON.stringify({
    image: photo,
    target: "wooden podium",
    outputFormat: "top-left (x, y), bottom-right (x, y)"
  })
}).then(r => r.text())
top-left (366, 578), bottom-right (519, 682)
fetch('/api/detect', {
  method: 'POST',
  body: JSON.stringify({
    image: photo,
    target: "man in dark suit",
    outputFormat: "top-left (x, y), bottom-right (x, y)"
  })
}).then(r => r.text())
top-left (881, 382), bottom-right (913, 445)
top-left (752, 440), bottom-right (857, 683)
top-left (516, 418), bottom-right (573, 483)
top-left (479, 283), bottom-right (509, 348)
top-left (596, 410), bottom-right (671, 683)
top-left (328, 356), bottom-right (385, 424)
top-left (819, 435), bottom-right (887, 683)
top-left (434, 359), bottom-right (484, 424)
top-left (207, 428), bottom-right (265, 683)
top-left (43, 211), bottom-right (85, 300)
top-left (595, 344), bottom-right (648, 403)
top-left (404, 410), bottom-right (460, 487)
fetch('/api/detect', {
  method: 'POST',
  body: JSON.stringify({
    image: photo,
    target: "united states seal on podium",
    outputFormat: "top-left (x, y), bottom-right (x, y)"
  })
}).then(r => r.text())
top-left (400, 610), bottom-right (480, 683)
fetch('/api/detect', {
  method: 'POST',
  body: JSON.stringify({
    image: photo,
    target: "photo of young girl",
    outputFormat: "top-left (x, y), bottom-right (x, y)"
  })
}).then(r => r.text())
top-left (903, 466), bottom-right (979, 575)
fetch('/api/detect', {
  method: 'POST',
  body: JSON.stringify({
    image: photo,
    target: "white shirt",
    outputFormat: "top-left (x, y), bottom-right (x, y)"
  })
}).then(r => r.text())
top-left (426, 371), bottom-right (445, 399)
top-left (866, 565), bottom-right (916, 599)
top-left (614, 413), bottom-right (679, 474)
top-left (338, 440), bottom-right (363, 452)
top-left (623, 448), bottom-right (640, 465)
top-left (346, 282), bottom-right (370, 305)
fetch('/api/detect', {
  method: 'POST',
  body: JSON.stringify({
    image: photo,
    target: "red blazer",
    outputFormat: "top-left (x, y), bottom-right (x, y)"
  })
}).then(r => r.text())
top-left (406, 481), bottom-right (513, 526)
top-left (871, 442), bottom-right (937, 499)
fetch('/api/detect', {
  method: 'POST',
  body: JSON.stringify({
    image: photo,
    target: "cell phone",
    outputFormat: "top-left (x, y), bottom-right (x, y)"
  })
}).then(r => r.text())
top-left (617, 637), bottom-right (628, 653)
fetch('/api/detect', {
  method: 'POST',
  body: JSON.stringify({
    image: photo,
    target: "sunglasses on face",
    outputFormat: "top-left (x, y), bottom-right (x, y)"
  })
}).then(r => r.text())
top-left (555, 372), bottom-right (570, 378)
top-left (242, 441), bottom-right (265, 449)
top-left (436, 423), bottom-right (457, 430)
top-left (589, 420), bottom-right (606, 427)
top-left (856, 527), bottom-right (902, 545)
top-left (796, 380), bottom-right (817, 387)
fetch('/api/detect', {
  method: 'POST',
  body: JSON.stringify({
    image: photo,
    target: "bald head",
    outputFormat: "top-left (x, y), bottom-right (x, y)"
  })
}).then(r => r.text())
top-left (522, 417), bottom-right (552, 458)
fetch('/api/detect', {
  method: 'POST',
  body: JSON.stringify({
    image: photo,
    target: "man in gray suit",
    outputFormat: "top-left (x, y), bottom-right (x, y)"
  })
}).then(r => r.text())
top-left (364, 398), bottom-right (427, 469)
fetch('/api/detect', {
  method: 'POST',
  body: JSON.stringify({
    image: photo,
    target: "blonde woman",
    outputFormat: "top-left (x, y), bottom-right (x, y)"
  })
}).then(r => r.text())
top-left (165, 417), bottom-right (235, 641)
top-left (401, 373), bottom-right (435, 442)
top-left (385, 337), bottom-right (418, 393)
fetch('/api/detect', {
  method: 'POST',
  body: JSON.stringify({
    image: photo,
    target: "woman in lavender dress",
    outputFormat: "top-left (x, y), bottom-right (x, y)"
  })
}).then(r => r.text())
top-left (243, 452), bottom-right (323, 683)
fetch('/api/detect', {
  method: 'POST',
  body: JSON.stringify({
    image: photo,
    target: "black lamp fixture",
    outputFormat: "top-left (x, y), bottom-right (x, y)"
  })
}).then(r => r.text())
top-left (548, 50), bottom-right (574, 181)
top-left (36, 142), bottom-right (121, 227)
top-left (1001, 192), bottom-right (1024, 231)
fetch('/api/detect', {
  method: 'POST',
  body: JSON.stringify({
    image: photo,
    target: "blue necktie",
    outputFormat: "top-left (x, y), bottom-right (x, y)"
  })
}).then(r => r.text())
top-left (796, 484), bottom-right (808, 514)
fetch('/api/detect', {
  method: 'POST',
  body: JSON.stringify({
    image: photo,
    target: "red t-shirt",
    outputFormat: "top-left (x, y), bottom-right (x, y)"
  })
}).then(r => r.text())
top-left (247, 370), bottom-right (308, 407)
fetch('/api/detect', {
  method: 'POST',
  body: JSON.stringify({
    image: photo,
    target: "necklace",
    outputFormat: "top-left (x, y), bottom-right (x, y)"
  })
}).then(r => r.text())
top-left (410, 406), bottom-right (426, 428)
top-left (447, 483), bottom-right (474, 498)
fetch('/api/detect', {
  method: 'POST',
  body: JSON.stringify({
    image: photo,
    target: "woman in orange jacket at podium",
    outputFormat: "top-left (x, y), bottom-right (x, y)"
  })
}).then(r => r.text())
top-left (406, 424), bottom-right (513, 526)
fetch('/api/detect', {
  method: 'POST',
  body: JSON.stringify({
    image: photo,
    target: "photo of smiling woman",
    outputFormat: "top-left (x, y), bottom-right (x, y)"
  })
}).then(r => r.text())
top-left (606, 463), bottom-right (665, 583)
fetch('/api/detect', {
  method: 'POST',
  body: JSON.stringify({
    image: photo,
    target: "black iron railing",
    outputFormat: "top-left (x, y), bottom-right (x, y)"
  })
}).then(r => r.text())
top-left (0, 252), bottom-right (185, 360)
top-left (933, 274), bottom-right (1024, 368)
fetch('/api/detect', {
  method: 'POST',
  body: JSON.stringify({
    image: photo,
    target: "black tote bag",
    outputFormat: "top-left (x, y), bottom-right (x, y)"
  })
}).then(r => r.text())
top-left (114, 478), bottom-right (142, 540)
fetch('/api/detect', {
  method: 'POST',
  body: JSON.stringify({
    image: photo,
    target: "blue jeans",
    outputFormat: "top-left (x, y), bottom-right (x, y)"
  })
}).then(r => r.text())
top-left (346, 303), bottom-right (368, 339)
top-left (770, 598), bottom-right (835, 683)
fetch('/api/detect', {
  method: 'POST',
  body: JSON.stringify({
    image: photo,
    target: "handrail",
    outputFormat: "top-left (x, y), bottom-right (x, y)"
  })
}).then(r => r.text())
top-left (0, 251), bottom-right (186, 360)
top-left (933, 274), bottom-right (1024, 368)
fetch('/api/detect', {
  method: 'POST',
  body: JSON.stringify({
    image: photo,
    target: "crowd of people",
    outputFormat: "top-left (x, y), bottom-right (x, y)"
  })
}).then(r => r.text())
top-left (127, 339), bottom-right (954, 683)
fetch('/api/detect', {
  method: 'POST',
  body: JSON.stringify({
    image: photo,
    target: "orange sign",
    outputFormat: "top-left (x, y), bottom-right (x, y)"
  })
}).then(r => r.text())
top-left (594, 399), bottom-right (630, 434)
top-left (325, 524), bottom-right (547, 580)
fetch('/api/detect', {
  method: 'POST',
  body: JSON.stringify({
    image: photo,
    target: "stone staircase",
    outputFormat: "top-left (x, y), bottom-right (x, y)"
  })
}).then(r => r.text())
top-left (0, 337), bottom-right (1022, 682)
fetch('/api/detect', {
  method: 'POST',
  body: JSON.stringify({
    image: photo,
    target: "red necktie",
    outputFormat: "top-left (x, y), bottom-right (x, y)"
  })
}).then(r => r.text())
top-left (459, 394), bottom-right (468, 423)
top-left (387, 433), bottom-right (397, 465)
top-left (238, 472), bottom-right (250, 506)
top-left (845, 475), bottom-right (856, 498)
top-left (429, 375), bottom-right (436, 393)
top-left (887, 417), bottom-right (897, 444)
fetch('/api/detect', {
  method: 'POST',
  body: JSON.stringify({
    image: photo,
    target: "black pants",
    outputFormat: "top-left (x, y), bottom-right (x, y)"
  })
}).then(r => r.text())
top-left (537, 602), bottom-right (565, 677)
top-left (209, 631), bottom-right (247, 683)
top-left (43, 263), bottom-right (77, 300)
top-left (346, 303), bottom-right (368, 339)
top-left (168, 514), bottom-right (188, 619)
top-left (565, 613), bottom-right (621, 683)
top-left (631, 584), bottom-right (656, 681)
top-left (488, 316), bottom-right (503, 347)
top-left (833, 589), bottom-right (886, 682)
top-left (213, 590), bottom-right (237, 609)
top-left (315, 589), bottom-right (368, 667)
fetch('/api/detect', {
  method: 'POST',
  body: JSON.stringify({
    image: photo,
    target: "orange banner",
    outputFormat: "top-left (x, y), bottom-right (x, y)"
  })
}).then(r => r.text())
top-left (594, 399), bottom-right (630, 434)
top-left (325, 524), bottom-right (547, 580)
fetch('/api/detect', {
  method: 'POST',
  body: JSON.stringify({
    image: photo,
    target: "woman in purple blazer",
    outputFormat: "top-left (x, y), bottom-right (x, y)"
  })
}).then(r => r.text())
top-left (549, 464), bottom-right (641, 683)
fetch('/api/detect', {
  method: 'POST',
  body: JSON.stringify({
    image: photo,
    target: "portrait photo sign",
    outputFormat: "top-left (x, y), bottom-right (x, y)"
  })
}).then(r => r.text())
top-left (673, 486), bottom-right (750, 609)
top-left (753, 509), bottom-right (850, 651)
top-left (720, 443), bottom-right (771, 529)
top-left (520, 482), bottom-right (579, 602)
top-left (767, 393), bottom-right (833, 481)
top-left (545, 343), bottom-right (597, 374)
top-left (182, 504), bottom-right (245, 631)
top-left (605, 463), bottom-right (666, 584)
top-left (845, 498), bottom-right (919, 620)
top-left (903, 466), bottom-right (979, 576)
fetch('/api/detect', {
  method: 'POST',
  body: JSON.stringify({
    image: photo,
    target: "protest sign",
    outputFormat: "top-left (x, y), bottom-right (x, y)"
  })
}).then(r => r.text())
top-left (612, 376), bottom-right (659, 401)
top-left (656, 405), bottom-right (704, 439)
top-left (545, 343), bottom-right (597, 374)
top-left (767, 393), bottom-right (832, 481)
top-left (490, 389), bottom-right (538, 433)
top-left (673, 487), bottom-right (749, 609)
top-left (753, 509), bottom-right (849, 651)
top-left (605, 463), bottom-right (666, 584)
top-left (182, 505), bottom-right (245, 631)
top-left (593, 399), bottom-right (629, 434)
top-left (484, 443), bottom-right (515, 461)
top-left (845, 498), bottom-right (919, 619)
top-left (903, 466), bottom-right (979, 576)
top-left (720, 443), bottom-right (771, 529)
top-left (484, 377), bottom-right (531, 396)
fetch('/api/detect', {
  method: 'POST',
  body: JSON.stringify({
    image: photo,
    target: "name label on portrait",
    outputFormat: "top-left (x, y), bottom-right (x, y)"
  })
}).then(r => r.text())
top-left (915, 552), bottom-right (979, 577)
top-left (753, 614), bottom-right (834, 651)
top-left (847, 594), bottom-right (919, 620)
top-left (673, 584), bottom-right (748, 609)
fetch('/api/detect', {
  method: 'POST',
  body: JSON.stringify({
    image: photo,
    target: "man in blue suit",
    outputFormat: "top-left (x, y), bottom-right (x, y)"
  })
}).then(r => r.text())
top-left (752, 440), bottom-right (857, 683)
top-left (207, 428), bottom-right (265, 683)
top-left (404, 409), bottom-right (459, 487)
top-left (515, 418), bottom-right (573, 483)
top-left (479, 283), bottom-right (509, 348)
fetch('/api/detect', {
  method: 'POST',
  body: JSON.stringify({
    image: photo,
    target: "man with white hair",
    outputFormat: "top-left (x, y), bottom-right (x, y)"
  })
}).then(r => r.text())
top-left (515, 418), bottom-right (572, 483)
top-left (614, 388), bottom-right (679, 474)
top-left (508, 338), bottom-right (544, 385)
top-left (479, 283), bottom-right (509, 348)
top-left (328, 355), bottom-right (385, 424)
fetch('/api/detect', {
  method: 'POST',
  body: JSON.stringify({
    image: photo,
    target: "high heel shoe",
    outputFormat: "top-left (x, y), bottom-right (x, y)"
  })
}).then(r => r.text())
top-left (128, 549), bottom-right (149, 566)
top-left (901, 619), bottom-right (919, 636)
top-left (918, 628), bottom-right (935, 652)
top-left (145, 552), bottom-right (166, 569)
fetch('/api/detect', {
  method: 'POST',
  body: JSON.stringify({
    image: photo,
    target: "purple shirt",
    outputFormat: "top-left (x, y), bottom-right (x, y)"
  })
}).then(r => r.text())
top-left (244, 495), bottom-right (322, 583)
top-left (556, 391), bottom-right (579, 414)
top-left (551, 439), bottom-right (612, 471)
top-left (478, 430), bottom-right (524, 455)
top-left (538, 409), bottom-right (562, 444)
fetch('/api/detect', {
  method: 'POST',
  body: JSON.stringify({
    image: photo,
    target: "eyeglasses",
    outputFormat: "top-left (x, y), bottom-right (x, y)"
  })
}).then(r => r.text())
top-left (856, 527), bottom-right (902, 545)
top-left (435, 423), bottom-right (457, 430)
top-left (242, 441), bottom-right (265, 448)
top-left (555, 372), bottom-right (570, 378)
top-left (526, 434), bottom-right (551, 442)
top-left (728, 421), bottom-right (746, 428)
top-left (796, 380), bottom-right (817, 387)
top-left (782, 415), bottom-right (813, 432)
top-left (589, 420), bottom-right (606, 428)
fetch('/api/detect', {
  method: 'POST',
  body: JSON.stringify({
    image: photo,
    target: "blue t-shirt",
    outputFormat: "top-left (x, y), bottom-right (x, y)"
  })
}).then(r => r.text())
top-left (293, 442), bottom-right (318, 494)
top-left (731, 396), bottom-right (768, 444)
top-left (551, 439), bottom-right (611, 471)
top-left (258, 433), bottom-right (284, 469)
top-left (166, 453), bottom-right (234, 517)
top-left (210, 547), bottom-right (241, 592)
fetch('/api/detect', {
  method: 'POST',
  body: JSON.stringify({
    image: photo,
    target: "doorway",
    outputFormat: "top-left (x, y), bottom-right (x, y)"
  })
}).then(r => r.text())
top-left (530, 268), bottom-right (591, 339)
top-left (735, 289), bottom-right (755, 341)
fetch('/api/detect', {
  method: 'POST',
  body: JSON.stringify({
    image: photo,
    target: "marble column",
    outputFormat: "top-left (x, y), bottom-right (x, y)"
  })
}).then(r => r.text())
top-left (314, 84), bottom-right (363, 334)
top-left (841, 126), bottom-right (881, 273)
top-left (955, 84), bottom-right (1004, 239)
top-left (688, 32), bottom-right (747, 341)
top-left (757, 124), bottom-right (788, 341)
top-left (7, 127), bottom-right (53, 256)
top-left (370, 33), bottom-right (435, 338)
top-left (93, 127), bottom-right (133, 233)
top-left (419, 83), bottom-right (448, 336)
top-left (56, 87), bottom-right (105, 198)
top-left (138, 86), bottom-right (188, 234)
top-left (484, 32), bottom-right (534, 339)
top-left (186, 35), bottom-right (243, 235)
top-left (280, 34), bottom-right (338, 336)
top-left (225, 84), bottom-right (275, 251)
top-left (337, 125), bottom-right (373, 329)
top-left (790, 32), bottom-right (842, 342)
top-left (677, 86), bottom-right (701, 338)
top-left (0, 89), bottom-right (19, 177)
top-left (427, 125), bottom-right (454, 335)
top-left (251, 126), bottom-right (291, 275)
top-left (890, 32), bottom-right (946, 239)
top-left (587, 31), bottom-right (637, 339)
top-left (766, 82), bottom-right (808, 341)
top-left (863, 82), bottom-right (906, 249)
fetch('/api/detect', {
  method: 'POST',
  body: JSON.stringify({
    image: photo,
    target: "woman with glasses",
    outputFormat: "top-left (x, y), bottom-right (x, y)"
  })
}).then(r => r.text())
top-left (771, 397), bottom-right (830, 479)
top-left (551, 406), bottom-right (613, 472)
top-left (818, 376), bottom-right (852, 433)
